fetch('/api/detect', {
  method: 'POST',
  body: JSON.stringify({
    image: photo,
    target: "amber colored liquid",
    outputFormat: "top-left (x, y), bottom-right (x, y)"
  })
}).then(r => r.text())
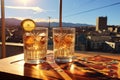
top-left (24, 32), bottom-right (47, 64)
top-left (53, 33), bottom-right (75, 63)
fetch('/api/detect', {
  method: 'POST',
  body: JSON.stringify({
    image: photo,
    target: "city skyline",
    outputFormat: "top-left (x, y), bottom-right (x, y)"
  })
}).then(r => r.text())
top-left (1, 0), bottom-right (120, 25)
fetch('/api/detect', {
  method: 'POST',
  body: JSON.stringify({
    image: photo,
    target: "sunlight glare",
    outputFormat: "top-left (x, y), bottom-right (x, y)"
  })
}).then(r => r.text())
top-left (20, 0), bottom-right (29, 6)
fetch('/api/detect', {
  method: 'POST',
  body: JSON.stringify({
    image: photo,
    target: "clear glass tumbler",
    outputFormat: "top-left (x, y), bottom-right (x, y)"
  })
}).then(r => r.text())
top-left (23, 27), bottom-right (48, 64)
top-left (53, 28), bottom-right (75, 63)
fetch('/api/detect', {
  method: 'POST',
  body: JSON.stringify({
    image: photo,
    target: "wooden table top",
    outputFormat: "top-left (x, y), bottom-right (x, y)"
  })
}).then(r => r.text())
top-left (0, 50), bottom-right (120, 80)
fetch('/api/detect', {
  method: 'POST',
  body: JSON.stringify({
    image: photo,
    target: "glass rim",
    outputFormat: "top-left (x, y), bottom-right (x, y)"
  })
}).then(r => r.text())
top-left (53, 27), bottom-right (75, 30)
top-left (34, 27), bottom-right (48, 30)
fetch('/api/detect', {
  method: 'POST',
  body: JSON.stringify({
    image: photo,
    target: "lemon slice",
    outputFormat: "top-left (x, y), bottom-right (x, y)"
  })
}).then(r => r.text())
top-left (21, 19), bottom-right (36, 31)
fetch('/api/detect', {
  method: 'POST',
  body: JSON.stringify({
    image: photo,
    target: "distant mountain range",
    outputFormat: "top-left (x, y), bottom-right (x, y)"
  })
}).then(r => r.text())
top-left (0, 18), bottom-right (93, 27)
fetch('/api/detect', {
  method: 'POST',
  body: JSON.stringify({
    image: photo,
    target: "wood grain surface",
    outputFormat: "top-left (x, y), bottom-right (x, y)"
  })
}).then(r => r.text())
top-left (0, 50), bottom-right (120, 80)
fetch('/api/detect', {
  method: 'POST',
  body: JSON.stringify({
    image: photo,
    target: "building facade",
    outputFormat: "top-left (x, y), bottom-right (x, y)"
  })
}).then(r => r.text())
top-left (96, 16), bottom-right (107, 31)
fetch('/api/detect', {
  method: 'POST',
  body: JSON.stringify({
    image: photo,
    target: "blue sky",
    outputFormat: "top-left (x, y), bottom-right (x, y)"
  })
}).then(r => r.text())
top-left (1, 0), bottom-right (120, 25)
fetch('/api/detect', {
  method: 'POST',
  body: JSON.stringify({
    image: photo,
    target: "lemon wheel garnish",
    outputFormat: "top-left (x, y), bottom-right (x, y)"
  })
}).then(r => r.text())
top-left (21, 19), bottom-right (36, 31)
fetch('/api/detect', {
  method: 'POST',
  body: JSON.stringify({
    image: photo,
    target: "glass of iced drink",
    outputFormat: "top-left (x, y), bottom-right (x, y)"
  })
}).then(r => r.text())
top-left (53, 28), bottom-right (75, 63)
top-left (23, 27), bottom-right (48, 64)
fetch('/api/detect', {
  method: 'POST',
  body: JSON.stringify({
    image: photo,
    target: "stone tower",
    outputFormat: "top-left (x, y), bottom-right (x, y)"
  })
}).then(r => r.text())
top-left (96, 16), bottom-right (107, 31)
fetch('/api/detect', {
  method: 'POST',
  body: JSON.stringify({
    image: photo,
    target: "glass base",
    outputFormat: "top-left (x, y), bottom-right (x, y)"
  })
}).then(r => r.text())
top-left (25, 59), bottom-right (46, 64)
top-left (55, 57), bottom-right (73, 63)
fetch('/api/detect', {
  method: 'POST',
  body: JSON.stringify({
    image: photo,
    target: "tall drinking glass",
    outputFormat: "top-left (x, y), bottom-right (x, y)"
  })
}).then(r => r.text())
top-left (53, 28), bottom-right (75, 63)
top-left (23, 27), bottom-right (48, 64)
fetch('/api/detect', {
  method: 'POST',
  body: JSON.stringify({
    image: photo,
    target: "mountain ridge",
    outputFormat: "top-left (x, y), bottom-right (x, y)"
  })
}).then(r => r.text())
top-left (0, 18), bottom-right (94, 27)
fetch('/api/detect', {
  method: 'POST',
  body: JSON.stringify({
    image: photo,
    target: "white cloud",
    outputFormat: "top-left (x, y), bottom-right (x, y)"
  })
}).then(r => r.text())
top-left (34, 18), bottom-right (59, 22)
top-left (9, 17), bottom-right (59, 22)
top-left (5, 6), bottom-right (45, 13)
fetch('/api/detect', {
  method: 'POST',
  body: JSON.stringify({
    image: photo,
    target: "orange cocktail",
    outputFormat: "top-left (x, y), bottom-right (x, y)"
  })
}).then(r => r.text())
top-left (53, 28), bottom-right (75, 63)
top-left (23, 27), bottom-right (48, 64)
